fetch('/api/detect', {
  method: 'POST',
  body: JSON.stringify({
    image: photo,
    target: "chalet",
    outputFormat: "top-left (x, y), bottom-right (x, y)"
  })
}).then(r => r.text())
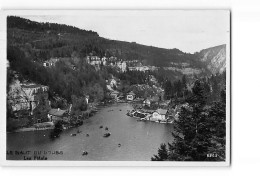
top-left (126, 91), bottom-right (136, 101)
top-left (47, 108), bottom-right (67, 122)
top-left (109, 90), bottom-right (120, 100)
top-left (43, 58), bottom-right (59, 67)
top-left (159, 100), bottom-right (171, 107)
top-left (151, 109), bottom-right (168, 121)
top-left (143, 95), bottom-right (160, 107)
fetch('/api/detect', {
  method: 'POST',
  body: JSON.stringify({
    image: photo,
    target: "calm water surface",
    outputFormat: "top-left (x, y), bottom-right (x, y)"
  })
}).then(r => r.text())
top-left (7, 103), bottom-right (174, 161)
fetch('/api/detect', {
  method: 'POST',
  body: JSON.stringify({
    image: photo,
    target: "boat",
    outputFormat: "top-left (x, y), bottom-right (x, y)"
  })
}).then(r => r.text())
top-left (103, 133), bottom-right (111, 137)
top-left (105, 127), bottom-right (109, 130)
top-left (82, 151), bottom-right (88, 156)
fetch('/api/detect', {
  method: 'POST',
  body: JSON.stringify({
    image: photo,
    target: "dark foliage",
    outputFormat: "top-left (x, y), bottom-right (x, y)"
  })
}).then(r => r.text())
top-left (7, 16), bottom-right (207, 67)
top-left (49, 121), bottom-right (63, 139)
top-left (8, 16), bottom-right (99, 36)
top-left (152, 79), bottom-right (226, 161)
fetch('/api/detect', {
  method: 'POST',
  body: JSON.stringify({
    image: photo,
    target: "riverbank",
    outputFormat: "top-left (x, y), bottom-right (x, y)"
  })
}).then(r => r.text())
top-left (12, 122), bottom-right (54, 133)
top-left (127, 102), bottom-right (175, 124)
top-left (8, 102), bottom-right (104, 133)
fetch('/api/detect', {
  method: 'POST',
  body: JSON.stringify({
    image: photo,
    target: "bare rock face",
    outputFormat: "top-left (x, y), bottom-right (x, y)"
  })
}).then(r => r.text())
top-left (198, 44), bottom-right (226, 74)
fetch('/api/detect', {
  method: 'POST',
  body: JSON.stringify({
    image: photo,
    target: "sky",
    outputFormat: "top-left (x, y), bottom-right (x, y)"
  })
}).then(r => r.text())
top-left (21, 10), bottom-right (230, 53)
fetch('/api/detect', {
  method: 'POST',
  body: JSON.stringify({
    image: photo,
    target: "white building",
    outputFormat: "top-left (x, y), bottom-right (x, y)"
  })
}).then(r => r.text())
top-left (43, 58), bottom-right (59, 67)
top-left (117, 61), bottom-right (127, 72)
top-left (126, 91), bottom-right (136, 101)
top-left (152, 109), bottom-right (168, 121)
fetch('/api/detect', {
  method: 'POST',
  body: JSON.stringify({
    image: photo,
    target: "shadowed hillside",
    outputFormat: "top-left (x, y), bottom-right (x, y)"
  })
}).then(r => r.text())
top-left (7, 16), bottom-right (205, 68)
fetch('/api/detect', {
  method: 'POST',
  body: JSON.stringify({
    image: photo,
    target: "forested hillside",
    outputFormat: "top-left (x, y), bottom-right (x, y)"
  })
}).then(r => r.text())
top-left (7, 16), bottom-right (205, 68)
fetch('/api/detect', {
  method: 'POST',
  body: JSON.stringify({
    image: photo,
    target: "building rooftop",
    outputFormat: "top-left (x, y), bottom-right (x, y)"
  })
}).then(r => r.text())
top-left (48, 109), bottom-right (67, 117)
top-left (155, 109), bottom-right (168, 115)
top-left (127, 91), bottom-right (136, 95)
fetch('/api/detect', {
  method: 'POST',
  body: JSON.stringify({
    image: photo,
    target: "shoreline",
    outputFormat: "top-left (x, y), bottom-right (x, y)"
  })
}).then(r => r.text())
top-left (7, 101), bottom-right (115, 134)
top-left (8, 101), bottom-right (170, 134)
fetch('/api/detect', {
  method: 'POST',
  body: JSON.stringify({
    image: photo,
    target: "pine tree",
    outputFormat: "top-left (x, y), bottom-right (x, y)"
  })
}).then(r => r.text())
top-left (206, 89), bottom-right (226, 161)
top-left (151, 143), bottom-right (169, 161)
top-left (164, 80), bottom-right (173, 100)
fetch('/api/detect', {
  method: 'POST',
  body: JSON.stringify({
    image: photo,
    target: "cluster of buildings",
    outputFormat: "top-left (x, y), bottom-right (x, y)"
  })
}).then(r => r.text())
top-left (42, 56), bottom-right (159, 73)
top-left (128, 108), bottom-right (170, 123)
top-left (104, 74), bottom-right (174, 123)
top-left (42, 56), bottom-right (128, 72)
top-left (86, 56), bottom-right (128, 72)
top-left (43, 58), bottom-right (59, 67)
top-left (127, 97), bottom-right (183, 123)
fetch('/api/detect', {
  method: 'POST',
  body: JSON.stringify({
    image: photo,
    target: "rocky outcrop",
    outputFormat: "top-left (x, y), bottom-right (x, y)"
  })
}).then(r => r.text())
top-left (198, 44), bottom-right (227, 74)
top-left (7, 79), bottom-right (50, 116)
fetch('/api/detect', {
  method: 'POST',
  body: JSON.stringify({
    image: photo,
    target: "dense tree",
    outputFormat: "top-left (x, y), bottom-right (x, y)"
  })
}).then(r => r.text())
top-left (49, 121), bottom-right (63, 139)
top-left (152, 80), bottom-right (226, 161)
top-left (162, 75), bottom-right (190, 100)
top-left (164, 80), bottom-right (173, 100)
top-left (7, 16), bottom-right (99, 37)
top-left (151, 144), bottom-right (169, 161)
top-left (7, 45), bottom-right (107, 107)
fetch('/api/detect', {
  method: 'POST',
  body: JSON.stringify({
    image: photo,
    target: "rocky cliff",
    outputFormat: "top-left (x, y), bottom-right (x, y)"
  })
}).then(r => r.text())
top-left (198, 44), bottom-right (227, 74)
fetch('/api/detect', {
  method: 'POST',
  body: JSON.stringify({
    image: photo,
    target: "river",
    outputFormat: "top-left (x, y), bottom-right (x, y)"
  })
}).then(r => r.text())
top-left (7, 103), bottom-right (174, 161)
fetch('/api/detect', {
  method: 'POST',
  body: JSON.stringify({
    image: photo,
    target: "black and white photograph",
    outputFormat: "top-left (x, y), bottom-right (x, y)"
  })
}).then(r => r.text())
top-left (2, 10), bottom-right (230, 166)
